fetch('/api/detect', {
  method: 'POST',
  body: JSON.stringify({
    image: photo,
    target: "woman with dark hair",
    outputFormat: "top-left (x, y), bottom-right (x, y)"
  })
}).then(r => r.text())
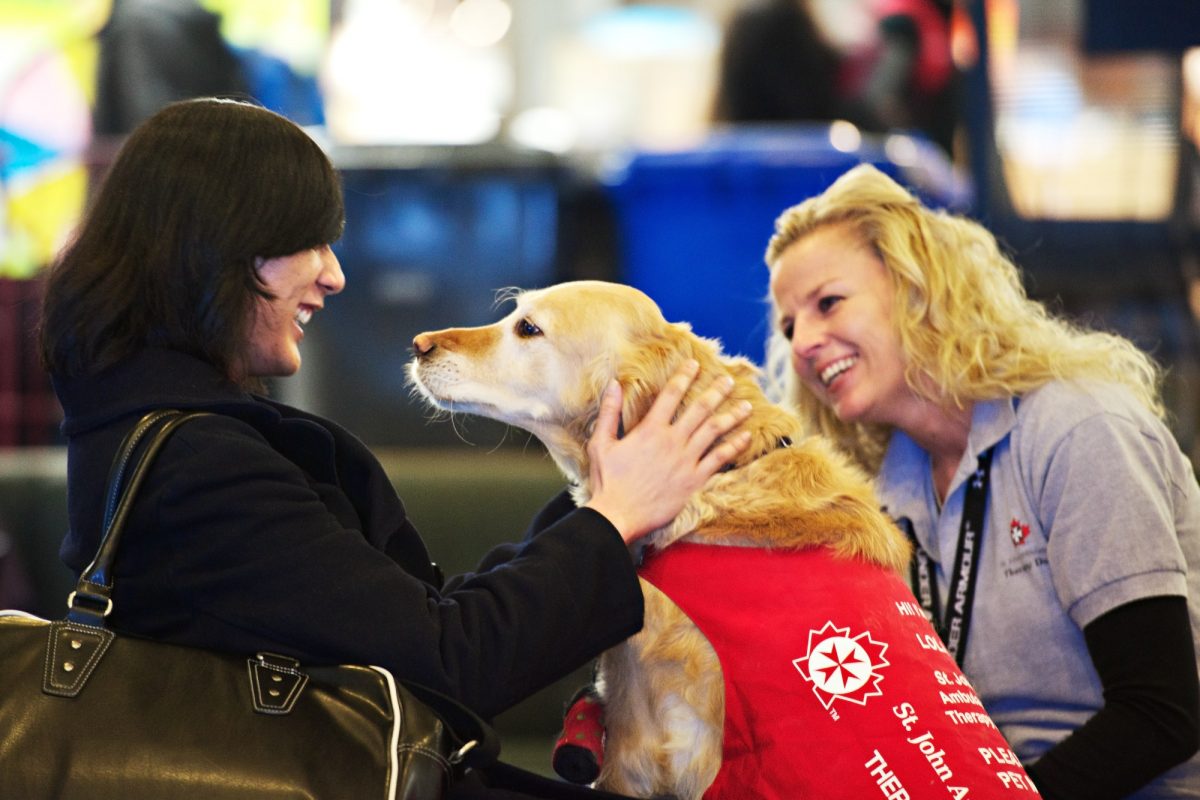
top-left (44, 98), bottom-right (342, 381)
top-left (39, 98), bottom-right (752, 798)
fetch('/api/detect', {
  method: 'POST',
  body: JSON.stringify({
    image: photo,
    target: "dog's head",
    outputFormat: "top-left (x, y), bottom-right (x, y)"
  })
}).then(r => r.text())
top-left (408, 280), bottom-right (794, 486)
top-left (409, 280), bottom-right (909, 569)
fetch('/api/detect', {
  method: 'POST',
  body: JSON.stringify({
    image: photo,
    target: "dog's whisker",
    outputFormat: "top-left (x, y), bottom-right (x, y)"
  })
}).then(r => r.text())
top-left (518, 430), bottom-right (541, 456)
top-left (445, 407), bottom-right (476, 446)
top-left (416, 403), bottom-right (451, 424)
top-left (484, 428), bottom-right (512, 455)
top-left (492, 286), bottom-right (522, 310)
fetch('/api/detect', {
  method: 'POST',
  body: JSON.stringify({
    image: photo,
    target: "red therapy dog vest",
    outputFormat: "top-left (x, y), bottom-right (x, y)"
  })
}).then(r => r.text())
top-left (638, 543), bottom-right (1041, 799)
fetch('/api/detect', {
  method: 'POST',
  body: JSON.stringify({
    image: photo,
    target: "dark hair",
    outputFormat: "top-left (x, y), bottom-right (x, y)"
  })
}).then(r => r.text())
top-left (712, 0), bottom-right (843, 123)
top-left (40, 98), bottom-right (344, 379)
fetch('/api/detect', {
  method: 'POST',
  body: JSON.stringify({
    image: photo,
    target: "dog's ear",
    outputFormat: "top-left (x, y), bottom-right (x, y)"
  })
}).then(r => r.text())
top-left (616, 322), bottom-right (804, 473)
top-left (615, 321), bottom-right (716, 428)
top-left (570, 313), bottom-right (741, 449)
top-left (567, 353), bottom-right (620, 446)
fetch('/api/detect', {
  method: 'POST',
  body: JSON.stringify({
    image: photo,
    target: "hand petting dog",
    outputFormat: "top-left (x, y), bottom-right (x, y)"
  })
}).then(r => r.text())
top-left (584, 363), bottom-right (753, 544)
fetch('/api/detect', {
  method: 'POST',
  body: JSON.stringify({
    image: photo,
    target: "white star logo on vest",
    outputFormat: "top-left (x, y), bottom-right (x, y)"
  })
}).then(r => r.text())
top-left (794, 621), bottom-right (890, 710)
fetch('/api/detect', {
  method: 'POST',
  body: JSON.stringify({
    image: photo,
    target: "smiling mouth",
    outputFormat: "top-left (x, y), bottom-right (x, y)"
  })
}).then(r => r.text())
top-left (819, 356), bottom-right (857, 387)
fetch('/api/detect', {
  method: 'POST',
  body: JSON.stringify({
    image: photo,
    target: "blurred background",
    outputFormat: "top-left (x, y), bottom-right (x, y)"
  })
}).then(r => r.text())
top-left (0, 0), bottom-right (1197, 454)
top-left (1, 0), bottom-right (1198, 773)
top-left (0, 0), bottom-right (1197, 455)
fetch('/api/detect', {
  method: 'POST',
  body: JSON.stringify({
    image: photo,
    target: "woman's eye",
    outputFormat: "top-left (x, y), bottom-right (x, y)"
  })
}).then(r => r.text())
top-left (779, 319), bottom-right (795, 340)
top-left (516, 318), bottom-right (543, 338)
top-left (817, 295), bottom-right (842, 314)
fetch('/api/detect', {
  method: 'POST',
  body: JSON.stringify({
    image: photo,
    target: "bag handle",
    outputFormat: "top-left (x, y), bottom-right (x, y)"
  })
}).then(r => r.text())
top-left (58, 409), bottom-right (502, 769)
top-left (68, 410), bottom-right (208, 626)
top-left (401, 678), bottom-right (502, 768)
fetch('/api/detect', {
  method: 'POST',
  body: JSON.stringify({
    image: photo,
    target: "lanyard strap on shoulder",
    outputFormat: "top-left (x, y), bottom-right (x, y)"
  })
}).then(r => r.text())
top-left (904, 447), bottom-right (994, 667)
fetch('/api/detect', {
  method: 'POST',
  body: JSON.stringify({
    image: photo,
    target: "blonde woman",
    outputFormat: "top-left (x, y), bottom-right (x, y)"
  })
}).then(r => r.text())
top-left (765, 164), bottom-right (1200, 799)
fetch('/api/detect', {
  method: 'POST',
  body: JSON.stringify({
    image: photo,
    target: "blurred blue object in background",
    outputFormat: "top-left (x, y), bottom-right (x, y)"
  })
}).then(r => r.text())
top-left (601, 123), bottom-right (966, 365)
top-left (234, 47), bottom-right (325, 127)
top-left (276, 145), bottom-right (579, 447)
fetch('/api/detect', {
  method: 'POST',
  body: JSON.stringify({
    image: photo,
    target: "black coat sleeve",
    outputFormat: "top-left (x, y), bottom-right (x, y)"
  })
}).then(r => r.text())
top-left (1026, 595), bottom-right (1200, 799)
top-left (99, 415), bottom-right (644, 719)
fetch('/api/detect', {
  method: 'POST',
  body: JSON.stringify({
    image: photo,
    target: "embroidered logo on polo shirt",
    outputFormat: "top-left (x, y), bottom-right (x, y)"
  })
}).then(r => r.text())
top-left (1009, 518), bottom-right (1030, 547)
top-left (794, 621), bottom-right (889, 710)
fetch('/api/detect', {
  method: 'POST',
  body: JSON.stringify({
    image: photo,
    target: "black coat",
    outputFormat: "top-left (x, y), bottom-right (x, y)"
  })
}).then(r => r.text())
top-left (53, 348), bottom-right (644, 719)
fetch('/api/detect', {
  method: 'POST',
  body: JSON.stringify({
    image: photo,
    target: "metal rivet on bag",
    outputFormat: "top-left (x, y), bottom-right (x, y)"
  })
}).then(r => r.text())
top-left (269, 689), bottom-right (280, 697)
top-left (70, 639), bottom-right (83, 650)
top-left (272, 675), bottom-right (283, 683)
top-left (63, 661), bottom-right (75, 672)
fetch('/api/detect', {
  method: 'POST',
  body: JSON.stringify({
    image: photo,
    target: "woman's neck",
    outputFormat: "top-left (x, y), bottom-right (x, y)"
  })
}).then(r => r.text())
top-left (897, 399), bottom-right (974, 504)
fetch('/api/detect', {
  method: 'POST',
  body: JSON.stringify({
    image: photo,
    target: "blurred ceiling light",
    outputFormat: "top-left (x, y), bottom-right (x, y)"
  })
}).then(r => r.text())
top-left (450, 0), bottom-right (511, 48)
top-left (508, 107), bottom-right (577, 154)
top-left (323, 0), bottom-right (512, 144)
top-left (408, 0), bottom-right (438, 26)
top-left (828, 120), bottom-right (862, 153)
top-left (579, 5), bottom-right (718, 59)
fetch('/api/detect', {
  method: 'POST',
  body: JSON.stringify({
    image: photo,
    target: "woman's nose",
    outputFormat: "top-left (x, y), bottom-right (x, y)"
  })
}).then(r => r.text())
top-left (790, 320), bottom-right (825, 360)
top-left (319, 245), bottom-right (345, 295)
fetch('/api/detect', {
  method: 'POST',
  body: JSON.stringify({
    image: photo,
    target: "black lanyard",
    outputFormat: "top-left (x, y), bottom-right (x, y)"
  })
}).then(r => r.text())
top-left (901, 447), bottom-right (994, 668)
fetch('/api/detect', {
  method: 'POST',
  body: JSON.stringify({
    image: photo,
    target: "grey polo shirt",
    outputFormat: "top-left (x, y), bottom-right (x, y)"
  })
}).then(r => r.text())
top-left (877, 380), bottom-right (1200, 798)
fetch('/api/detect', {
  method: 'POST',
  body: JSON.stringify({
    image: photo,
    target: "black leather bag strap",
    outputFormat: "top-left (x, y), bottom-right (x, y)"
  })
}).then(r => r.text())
top-left (68, 410), bottom-right (209, 626)
top-left (401, 679), bottom-right (501, 768)
top-left (60, 408), bottom-right (503, 774)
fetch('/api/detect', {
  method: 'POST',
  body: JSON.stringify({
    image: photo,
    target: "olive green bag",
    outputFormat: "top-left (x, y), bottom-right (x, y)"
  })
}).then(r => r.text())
top-left (0, 410), bottom-right (498, 799)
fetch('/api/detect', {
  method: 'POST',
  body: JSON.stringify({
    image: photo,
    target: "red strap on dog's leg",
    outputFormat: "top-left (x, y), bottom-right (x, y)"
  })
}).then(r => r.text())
top-left (552, 689), bottom-right (605, 784)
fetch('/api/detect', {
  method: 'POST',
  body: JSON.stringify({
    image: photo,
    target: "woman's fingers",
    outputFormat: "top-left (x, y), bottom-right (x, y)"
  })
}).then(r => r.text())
top-left (674, 374), bottom-right (738, 439)
top-left (700, 428), bottom-right (753, 473)
top-left (593, 379), bottom-right (623, 440)
top-left (639, 360), bottom-right (746, 439)
top-left (582, 360), bottom-right (756, 543)
top-left (639, 359), bottom-right (701, 427)
top-left (636, 360), bottom-right (752, 454)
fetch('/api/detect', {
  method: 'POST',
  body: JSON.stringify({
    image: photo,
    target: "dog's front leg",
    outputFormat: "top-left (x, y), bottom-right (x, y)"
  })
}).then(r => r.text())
top-left (595, 640), bottom-right (661, 798)
top-left (596, 582), bottom-right (724, 800)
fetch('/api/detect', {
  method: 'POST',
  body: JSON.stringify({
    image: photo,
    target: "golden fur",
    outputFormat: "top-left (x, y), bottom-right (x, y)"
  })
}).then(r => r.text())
top-left (408, 280), bottom-right (910, 799)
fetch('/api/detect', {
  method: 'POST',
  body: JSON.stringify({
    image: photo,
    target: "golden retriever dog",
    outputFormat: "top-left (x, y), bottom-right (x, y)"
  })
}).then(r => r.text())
top-left (407, 281), bottom-right (1031, 800)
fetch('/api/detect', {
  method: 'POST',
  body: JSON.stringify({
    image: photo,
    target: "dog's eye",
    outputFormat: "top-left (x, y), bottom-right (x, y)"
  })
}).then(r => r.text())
top-left (515, 318), bottom-right (543, 338)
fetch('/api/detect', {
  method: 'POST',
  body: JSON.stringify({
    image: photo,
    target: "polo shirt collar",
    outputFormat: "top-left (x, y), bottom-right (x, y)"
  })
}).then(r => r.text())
top-left (880, 396), bottom-right (1018, 502)
top-left (967, 396), bottom-right (1018, 460)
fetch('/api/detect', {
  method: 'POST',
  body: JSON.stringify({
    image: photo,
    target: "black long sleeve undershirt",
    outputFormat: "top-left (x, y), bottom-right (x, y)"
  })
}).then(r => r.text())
top-left (1026, 595), bottom-right (1200, 799)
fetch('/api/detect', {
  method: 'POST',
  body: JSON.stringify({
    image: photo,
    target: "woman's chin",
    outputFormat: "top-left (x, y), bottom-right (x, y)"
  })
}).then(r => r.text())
top-left (830, 395), bottom-right (867, 424)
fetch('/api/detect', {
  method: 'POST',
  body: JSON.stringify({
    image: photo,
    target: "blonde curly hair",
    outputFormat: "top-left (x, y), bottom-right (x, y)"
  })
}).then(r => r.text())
top-left (763, 164), bottom-right (1164, 473)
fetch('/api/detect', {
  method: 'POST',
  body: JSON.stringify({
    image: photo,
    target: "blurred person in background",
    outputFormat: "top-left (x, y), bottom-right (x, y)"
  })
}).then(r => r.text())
top-left (711, 0), bottom-right (845, 124)
top-left (711, 0), bottom-right (959, 157)
top-left (844, 0), bottom-right (959, 156)
top-left (93, 0), bottom-right (248, 136)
